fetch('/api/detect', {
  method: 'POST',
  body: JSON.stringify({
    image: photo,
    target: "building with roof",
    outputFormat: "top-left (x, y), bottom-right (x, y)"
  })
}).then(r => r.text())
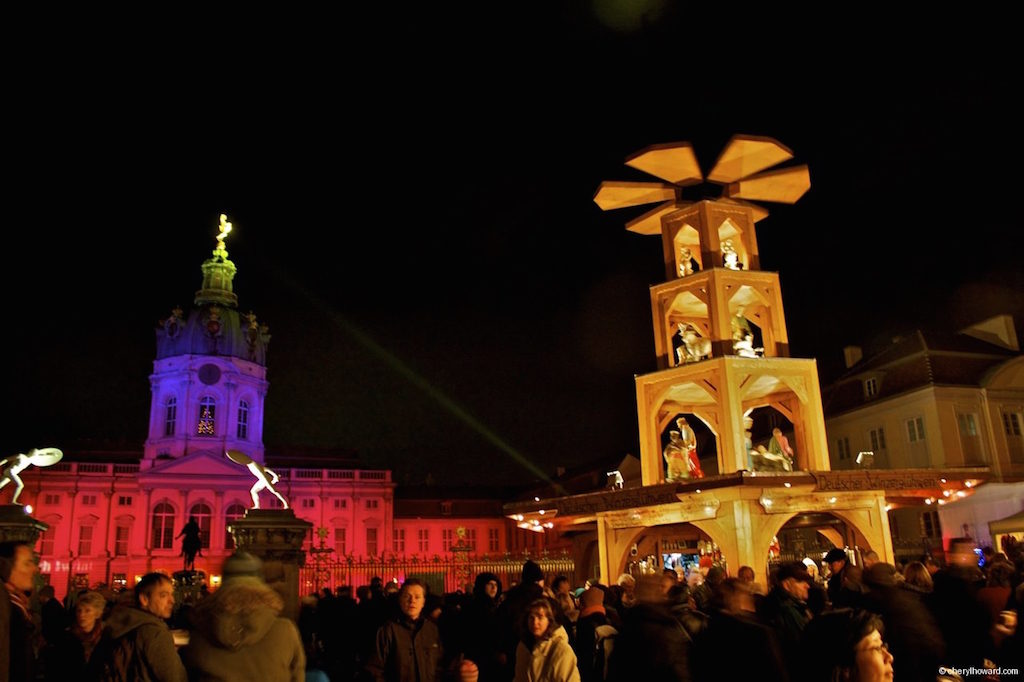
top-left (822, 317), bottom-right (1024, 560)
top-left (9, 217), bottom-right (555, 601)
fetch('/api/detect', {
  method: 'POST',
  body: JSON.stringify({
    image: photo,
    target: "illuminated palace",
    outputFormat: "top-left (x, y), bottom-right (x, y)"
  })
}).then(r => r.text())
top-left (505, 136), bottom-right (992, 584)
top-left (12, 217), bottom-right (539, 600)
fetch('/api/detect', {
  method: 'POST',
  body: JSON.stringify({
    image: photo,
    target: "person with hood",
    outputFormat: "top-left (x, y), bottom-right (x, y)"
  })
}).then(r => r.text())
top-left (179, 552), bottom-right (305, 682)
top-left (89, 572), bottom-right (187, 682)
top-left (460, 572), bottom-right (503, 681)
top-left (514, 599), bottom-right (579, 682)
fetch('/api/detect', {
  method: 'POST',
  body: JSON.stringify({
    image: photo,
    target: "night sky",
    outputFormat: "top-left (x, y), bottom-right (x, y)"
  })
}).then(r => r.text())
top-left (4, 10), bottom-right (1021, 487)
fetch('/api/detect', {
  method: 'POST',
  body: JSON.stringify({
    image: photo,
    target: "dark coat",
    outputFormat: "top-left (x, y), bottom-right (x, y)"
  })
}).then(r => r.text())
top-left (365, 615), bottom-right (444, 682)
top-left (89, 605), bottom-right (187, 682)
top-left (606, 602), bottom-right (691, 682)
top-left (179, 577), bottom-right (305, 682)
top-left (692, 610), bottom-right (788, 682)
top-left (2, 587), bottom-right (36, 682)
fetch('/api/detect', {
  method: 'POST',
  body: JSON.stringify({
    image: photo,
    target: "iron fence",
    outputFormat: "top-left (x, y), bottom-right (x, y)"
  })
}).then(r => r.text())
top-left (299, 549), bottom-right (575, 596)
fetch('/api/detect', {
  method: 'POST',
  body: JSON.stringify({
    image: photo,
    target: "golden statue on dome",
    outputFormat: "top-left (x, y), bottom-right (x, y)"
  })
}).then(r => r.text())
top-left (213, 213), bottom-right (233, 260)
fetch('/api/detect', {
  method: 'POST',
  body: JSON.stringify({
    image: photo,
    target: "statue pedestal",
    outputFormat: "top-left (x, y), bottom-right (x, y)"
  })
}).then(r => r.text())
top-left (0, 504), bottom-right (48, 545)
top-left (227, 508), bottom-right (311, 621)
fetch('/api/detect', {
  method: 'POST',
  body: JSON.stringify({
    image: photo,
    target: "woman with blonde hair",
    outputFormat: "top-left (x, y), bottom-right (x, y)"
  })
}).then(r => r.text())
top-left (901, 560), bottom-right (933, 594)
top-left (48, 590), bottom-right (108, 680)
top-left (515, 598), bottom-right (580, 682)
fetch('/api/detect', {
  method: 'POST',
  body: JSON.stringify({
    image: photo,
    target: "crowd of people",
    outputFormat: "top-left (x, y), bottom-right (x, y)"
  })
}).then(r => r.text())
top-left (2, 536), bottom-right (1023, 681)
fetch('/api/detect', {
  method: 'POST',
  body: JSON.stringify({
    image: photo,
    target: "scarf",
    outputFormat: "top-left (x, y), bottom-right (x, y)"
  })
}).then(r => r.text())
top-left (71, 619), bottom-right (105, 661)
top-left (4, 580), bottom-right (31, 621)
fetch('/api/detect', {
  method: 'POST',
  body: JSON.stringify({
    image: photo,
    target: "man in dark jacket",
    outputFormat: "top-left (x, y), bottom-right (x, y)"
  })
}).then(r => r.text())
top-left (757, 561), bottom-right (811, 671)
top-left (90, 572), bottom-right (187, 682)
top-left (2, 541), bottom-right (40, 682)
top-left (365, 578), bottom-right (443, 682)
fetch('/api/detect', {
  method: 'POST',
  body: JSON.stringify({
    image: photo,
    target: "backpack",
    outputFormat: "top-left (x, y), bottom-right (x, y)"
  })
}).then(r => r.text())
top-left (592, 623), bottom-right (618, 681)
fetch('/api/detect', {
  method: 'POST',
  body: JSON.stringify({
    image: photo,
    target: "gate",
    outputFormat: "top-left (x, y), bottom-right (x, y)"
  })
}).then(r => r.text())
top-left (300, 549), bottom-right (575, 596)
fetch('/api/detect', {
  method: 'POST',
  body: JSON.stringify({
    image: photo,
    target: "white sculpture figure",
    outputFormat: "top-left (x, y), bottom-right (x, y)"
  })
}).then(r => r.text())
top-left (730, 308), bottom-right (764, 358)
top-left (607, 470), bottom-right (624, 489)
top-left (743, 412), bottom-right (756, 470)
top-left (226, 450), bottom-right (289, 509)
top-left (676, 323), bottom-right (712, 365)
top-left (663, 431), bottom-right (690, 482)
top-left (0, 448), bottom-right (63, 505)
top-left (722, 240), bottom-right (741, 270)
top-left (678, 247), bottom-right (697, 277)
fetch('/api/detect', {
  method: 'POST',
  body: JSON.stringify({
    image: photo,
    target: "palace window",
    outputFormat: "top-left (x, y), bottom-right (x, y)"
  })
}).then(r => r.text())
top-left (366, 528), bottom-right (378, 556)
top-left (118, 496), bottom-right (133, 507)
top-left (115, 524), bottom-right (130, 556)
top-left (334, 527), bottom-right (347, 555)
top-left (152, 502), bottom-right (175, 550)
top-left (78, 525), bottom-right (93, 556)
top-left (44, 494), bottom-right (60, 505)
top-left (365, 499), bottom-right (379, 510)
top-left (442, 529), bottom-right (454, 552)
top-left (237, 400), bottom-right (249, 440)
top-left (488, 528), bottom-right (500, 552)
top-left (465, 528), bottom-right (477, 551)
top-left (393, 528), bottom-right (405, 553)
top-left (164, 397), bottom-right (177, 436)
top-left (81, 494), bottom-right (97, 506)
top-left (190, 503), bottom-right (212, 548)
top-left (1004, 411), bottom-right (1022, 436)
top-left (418, 528), bottom-right (429, 553)
top-left (197, 397), bottom-right (216, 436)
top-left (38, 527), bottom-right (56, 556)
top-left (836, 437), bottom-right (851, 460)
top-left (225, 503), bottom-right (246, 549)
top-left (333, 499), bottom-right (347, 510)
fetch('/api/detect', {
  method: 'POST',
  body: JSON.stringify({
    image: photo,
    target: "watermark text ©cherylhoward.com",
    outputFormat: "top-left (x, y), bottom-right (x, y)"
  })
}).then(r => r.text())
top-left (939, 665), bottom-right (1019, 678)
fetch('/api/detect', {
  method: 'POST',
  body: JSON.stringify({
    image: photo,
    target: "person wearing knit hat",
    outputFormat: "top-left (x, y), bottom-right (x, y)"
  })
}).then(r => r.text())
top-left (180, 551), bottom-right (305, 681)
top-left (521, 560), bottom-right (545, 586)
top-left (573, 588), bottom-right (614, 682)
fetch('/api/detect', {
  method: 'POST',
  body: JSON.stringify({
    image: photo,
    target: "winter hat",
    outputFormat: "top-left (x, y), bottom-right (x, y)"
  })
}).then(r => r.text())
top-left (222, 551), bottom-right (263, 582)
top-left (580, 587), bottom-right (605, 610)
top-left (863, 562), bottom-right (898, 588)
top-left (521, 560), bottom-right (544, 584)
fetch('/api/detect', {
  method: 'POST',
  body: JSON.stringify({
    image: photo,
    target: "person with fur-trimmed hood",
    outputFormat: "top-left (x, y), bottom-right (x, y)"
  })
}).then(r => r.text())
top-left (179, 552), bottom-right (305, 682)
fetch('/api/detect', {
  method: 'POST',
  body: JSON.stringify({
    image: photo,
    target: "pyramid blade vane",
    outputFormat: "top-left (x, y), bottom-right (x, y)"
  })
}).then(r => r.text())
top-left (725, 165), bottom-right (811, 204)
top-left (625, 142), bottom-right (703, 185)
top-left (707, 134), bottom-right (794, 184)
top-left (593, 181), bottom-right (678, 210)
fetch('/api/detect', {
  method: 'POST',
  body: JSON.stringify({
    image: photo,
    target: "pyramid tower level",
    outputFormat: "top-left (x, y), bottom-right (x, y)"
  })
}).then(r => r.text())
top-left (594, 136), bottom-right (829, 484)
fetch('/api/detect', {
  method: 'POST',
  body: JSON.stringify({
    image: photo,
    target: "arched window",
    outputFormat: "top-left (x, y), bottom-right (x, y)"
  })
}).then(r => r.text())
top-left (164, 397), bottom-right (177, 436)
top-left (197, 396), bottom-right (216, 436)
top-left (224, 503), bottom-right (246, 549)
top-left (152, 502), bottom-right (175, 550)
top-left (237, 400), bottom-right (249, 440)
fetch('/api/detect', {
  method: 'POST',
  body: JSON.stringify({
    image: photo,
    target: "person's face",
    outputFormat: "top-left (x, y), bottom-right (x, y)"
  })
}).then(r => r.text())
top-left (528, 608), bottom-right (550, 638)
top-left (783, 577), bottom-right (809, 602)
top-left (140, 580), bottom-right (175, 619)
top-left (7, 545), bottom-right (38, 592)
top-left (484, 580), bottom-right (499, 599)
top-left (853, 629), bottom-right (893, 682)
top-left (400, 585), bottom-right (425, 620)
top-left (829, 560), bottom-right (845, 575)
top-left (76, 602), bottom-right (102, 630)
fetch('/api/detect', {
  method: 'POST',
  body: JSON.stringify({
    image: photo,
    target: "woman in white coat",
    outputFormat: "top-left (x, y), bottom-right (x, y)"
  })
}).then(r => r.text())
top-left (514, 599), bottom-right (581, 682)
